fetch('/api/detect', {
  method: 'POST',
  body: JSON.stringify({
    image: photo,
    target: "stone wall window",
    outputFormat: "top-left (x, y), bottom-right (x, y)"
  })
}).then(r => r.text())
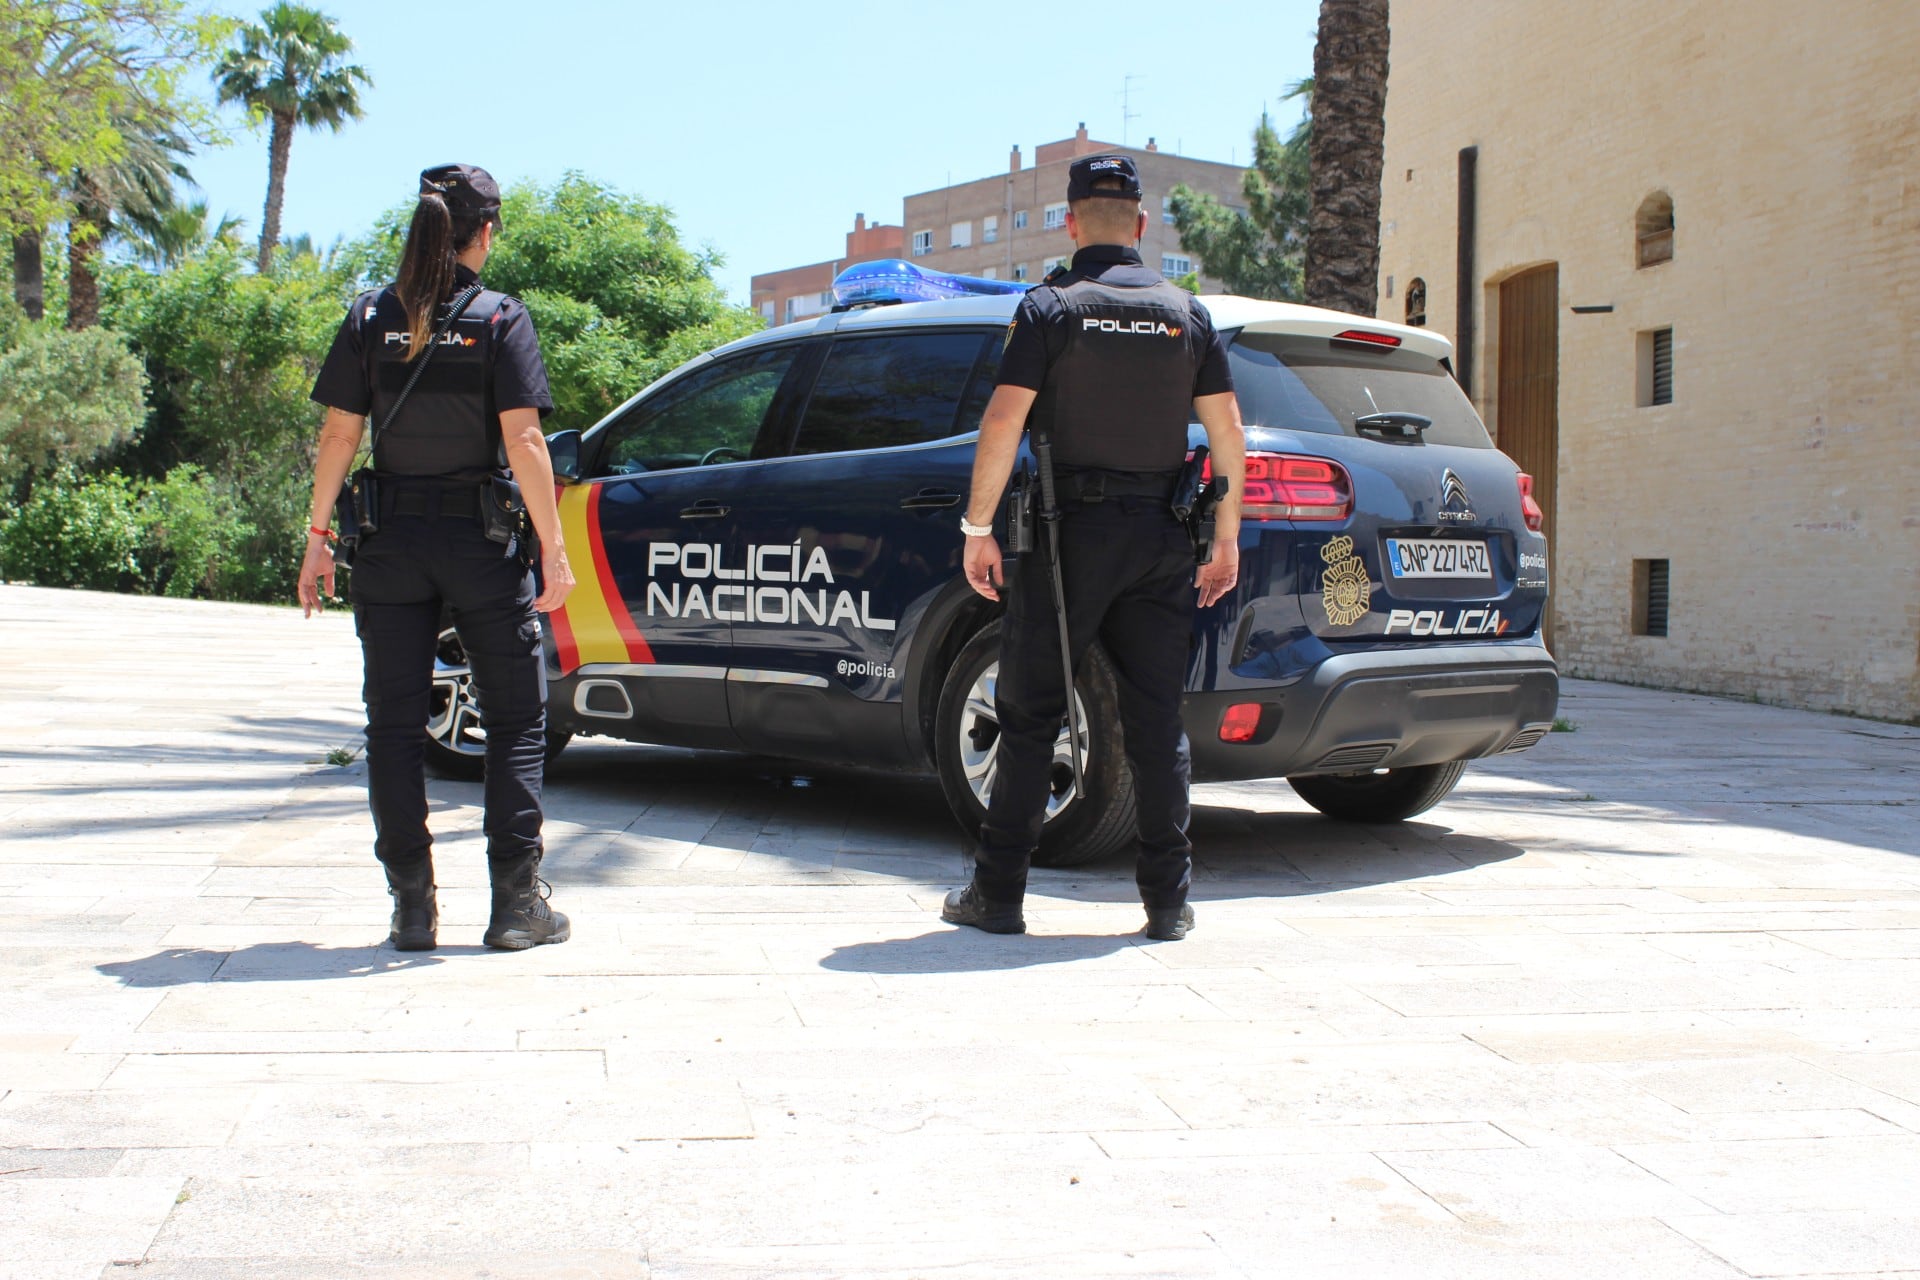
top-left (1637, 327), bottom-right (1674, 406)
top-left (1405, 277), bottom-right (1427, 327)
top-left (1632, 558), bottom-right (1670, 637)
top-left (1636, 191), bottom-right (1674, 267)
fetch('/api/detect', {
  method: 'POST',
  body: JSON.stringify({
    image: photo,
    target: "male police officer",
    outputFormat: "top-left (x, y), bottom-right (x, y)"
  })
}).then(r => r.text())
top-left (944, 153), bottom-right (1246, 941)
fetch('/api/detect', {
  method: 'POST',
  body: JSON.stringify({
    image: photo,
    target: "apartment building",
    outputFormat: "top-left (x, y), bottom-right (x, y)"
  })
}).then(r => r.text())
top-left (1377, 0), bottom-right (1920, 719)
top-left (903, 124), bottom-right (1245, 288)
top-left (750, 214), bottom-right (903, 326)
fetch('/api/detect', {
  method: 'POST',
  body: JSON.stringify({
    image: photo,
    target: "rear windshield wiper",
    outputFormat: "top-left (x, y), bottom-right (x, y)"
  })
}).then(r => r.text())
top-left (1354, 410), bottom-right (1433, 438)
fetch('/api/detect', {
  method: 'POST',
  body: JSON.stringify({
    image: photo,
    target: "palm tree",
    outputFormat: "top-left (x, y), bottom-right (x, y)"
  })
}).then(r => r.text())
top-left (119, 200), bottom-right (246, 270)
top-left (213, 4), bottom-right (370, 274)
top-left (1305, 0), bottom-right (1391, 316)
top-left (66, 111), bottom-right (193, 328)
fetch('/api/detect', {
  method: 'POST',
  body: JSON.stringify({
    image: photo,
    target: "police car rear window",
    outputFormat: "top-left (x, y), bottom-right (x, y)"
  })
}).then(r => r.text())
top-left (1227, 332), bottom-right (1494, 449)
top-left (792, 331), bottom-right (996, 455)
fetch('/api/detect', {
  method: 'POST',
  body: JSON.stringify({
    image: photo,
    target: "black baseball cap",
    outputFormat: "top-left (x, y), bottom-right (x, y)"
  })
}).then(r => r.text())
top-left (419, 163), bottom-right (501, 217)
top-left (1067, 153), bottom-right (1143, 201)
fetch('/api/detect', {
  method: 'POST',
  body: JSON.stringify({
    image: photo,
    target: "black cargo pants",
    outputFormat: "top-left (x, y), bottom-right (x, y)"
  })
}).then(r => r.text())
top-left (975, 492), bottom-right (1197, 908)
top-left (348, 478), bottom-right (546, 880)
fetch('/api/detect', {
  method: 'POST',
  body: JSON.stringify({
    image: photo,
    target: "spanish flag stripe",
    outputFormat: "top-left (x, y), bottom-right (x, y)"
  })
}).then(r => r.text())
top-left (551, 484), bottom-right (633, 672)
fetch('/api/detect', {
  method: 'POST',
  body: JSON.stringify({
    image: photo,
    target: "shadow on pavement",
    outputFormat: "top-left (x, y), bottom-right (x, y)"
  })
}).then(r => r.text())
top-left (96, 942), bottom-right (488, 986)
top-left (820, 929), bottom-right (1136, 975)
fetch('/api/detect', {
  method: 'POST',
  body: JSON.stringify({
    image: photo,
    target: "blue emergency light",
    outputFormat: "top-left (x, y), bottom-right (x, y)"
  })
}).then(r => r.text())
top-left (831, 259), bottom-right (1031, 309)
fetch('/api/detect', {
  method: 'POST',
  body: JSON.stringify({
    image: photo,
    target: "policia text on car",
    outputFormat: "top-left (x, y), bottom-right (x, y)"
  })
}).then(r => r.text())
top-left (945, 153), bottom-right (1247, 941)
top-left (298, 163), bottom-right (578, 952)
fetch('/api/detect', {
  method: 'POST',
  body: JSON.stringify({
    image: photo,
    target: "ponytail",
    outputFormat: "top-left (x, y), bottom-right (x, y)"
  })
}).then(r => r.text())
top-left (394, 193), bottom-right (492, 361)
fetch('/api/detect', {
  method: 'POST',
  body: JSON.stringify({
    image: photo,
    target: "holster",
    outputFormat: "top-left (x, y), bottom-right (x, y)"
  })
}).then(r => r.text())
top-left (1004, 464), bottom-right (1035, 555)
top-left (480, 474), bottom-right (537, 568)
top-left (332, 468), bottom-right (380, 568)
top-left (1171, 447), bottom-right (1223, 566)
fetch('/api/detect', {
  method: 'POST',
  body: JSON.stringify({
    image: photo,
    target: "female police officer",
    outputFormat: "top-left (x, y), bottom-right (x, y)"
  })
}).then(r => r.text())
top-left (298, 163), bottom-right (576, 952)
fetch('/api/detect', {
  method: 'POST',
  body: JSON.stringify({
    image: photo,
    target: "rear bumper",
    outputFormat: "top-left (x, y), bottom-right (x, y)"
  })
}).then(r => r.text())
top-left (1186, 641), bottom-right (1559, 781)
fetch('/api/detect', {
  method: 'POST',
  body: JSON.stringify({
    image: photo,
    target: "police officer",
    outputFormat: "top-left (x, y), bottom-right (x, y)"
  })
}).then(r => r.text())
top-left (298, 163), bottom-right (576, 952)
top-left (943, 153), bottom-right (1246, 941)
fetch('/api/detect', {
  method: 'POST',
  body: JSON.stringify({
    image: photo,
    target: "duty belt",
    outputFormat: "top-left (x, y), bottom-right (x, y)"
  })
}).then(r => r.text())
top-left (1057, 467), bottom-right (1183, 504)
top-left (389, 479), bottom-right (482, 519)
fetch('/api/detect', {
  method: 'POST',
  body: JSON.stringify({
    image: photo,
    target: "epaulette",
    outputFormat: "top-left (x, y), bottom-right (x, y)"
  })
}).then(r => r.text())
top-left (1042, 262), bottom-right (1072, 284)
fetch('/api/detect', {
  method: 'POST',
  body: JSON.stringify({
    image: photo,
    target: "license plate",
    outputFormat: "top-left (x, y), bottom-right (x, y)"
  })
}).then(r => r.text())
top-left (1385, 538), bottom-right (1491, 579)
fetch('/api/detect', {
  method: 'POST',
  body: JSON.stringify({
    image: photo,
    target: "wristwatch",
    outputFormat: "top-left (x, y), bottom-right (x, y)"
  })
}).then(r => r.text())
top-left (959, 515), bottom-right (993, 538)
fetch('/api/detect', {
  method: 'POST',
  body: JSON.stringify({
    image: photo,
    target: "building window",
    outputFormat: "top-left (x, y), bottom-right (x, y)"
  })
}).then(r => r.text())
top-left (1161, 253), bottom-right (1192, 276)
top-left (1013, 209), bottom-right (1028, 230)
top-left (1043, 202), bottom-right (1068, 230)
top-left (1637, 327), bottom-right (1674, 406)
top-left (979, 266), bottom-right (997, 280)
top-left (950, 220), bottom-right (972, 249)
top-left (1043, 255), bottom-right (1067, 275)
top-left (1632, 559), bottom-right (1670, 637)
top-left (1636, 191), bottom-right (1674, 267)
top-left (983, 215), bottom-right (998, 244)
top-left (911, 229), bottom-right (932, 257)
top-left (1405, 277), bottom-right (1427, 327)
top-left (760, 301), bottom-right (775, 322)
top-left (1162, 195), bottom-right (1176, 225)
top-left (1013, 263), bottom-right (1028, 281)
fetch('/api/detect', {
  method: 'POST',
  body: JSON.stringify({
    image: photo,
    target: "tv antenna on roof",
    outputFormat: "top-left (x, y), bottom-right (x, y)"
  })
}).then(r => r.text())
top-left (1120, 73), bottom-right (1144, 145)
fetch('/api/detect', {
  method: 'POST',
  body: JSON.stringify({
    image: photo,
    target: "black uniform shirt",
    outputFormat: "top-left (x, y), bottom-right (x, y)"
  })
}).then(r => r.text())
top-left (310, 263), bottom-right (554, 422)
top-left (995, 245), bottom-right (1234, 398)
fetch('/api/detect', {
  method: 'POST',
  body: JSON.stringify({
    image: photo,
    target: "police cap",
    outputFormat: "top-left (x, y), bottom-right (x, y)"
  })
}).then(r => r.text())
top-left (1067, 153), bottom-right (1143, 201)
top-left (419, 163), bottom-right (501, 217)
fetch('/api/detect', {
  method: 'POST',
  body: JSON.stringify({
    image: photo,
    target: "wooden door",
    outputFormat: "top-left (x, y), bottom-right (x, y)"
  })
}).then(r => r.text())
top-left (1496, 265), bottom-right (1560, 650)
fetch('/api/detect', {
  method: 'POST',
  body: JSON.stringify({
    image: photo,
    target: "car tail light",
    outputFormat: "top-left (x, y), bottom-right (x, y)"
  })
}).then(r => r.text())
top-left (1219, 703), bottom-right (1263, 743)
top-left (1245, 453), bottom-right (1352, 521)
top-left (1332, 329), bottom-right (1403, 349)
top-left (1517, 473), bottom-right (1545, 532)
top-left (1183, 450), bottom-right (1353, 521)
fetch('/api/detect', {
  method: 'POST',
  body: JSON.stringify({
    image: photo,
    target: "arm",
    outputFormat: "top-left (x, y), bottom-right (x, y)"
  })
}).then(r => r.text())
top-left (960, 384), bottom-right (1039, 602)
top-left (1193, 390), bottom-right (1245, 609)
top-left (499, 405), bottom-right (576, 614)
top-left (297, 407), bottom-right (365, 617)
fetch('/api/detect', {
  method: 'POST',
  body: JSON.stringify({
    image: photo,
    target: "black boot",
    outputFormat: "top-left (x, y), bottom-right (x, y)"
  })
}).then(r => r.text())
top-left (385, 864), bottom-right (438, 951)
top-left (484, 854), bottom-right (570, 950)
top-left (941, 881), bottom-right (1026, 934)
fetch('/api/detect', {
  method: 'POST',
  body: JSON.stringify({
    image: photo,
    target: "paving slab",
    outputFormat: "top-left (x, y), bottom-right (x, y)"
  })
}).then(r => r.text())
top-left (4, 583), bottom-right (1920, 1276)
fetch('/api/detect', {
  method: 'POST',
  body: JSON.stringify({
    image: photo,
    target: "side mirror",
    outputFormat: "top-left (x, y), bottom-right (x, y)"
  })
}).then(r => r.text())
top-left (546, 429), bottom-right (582, 482)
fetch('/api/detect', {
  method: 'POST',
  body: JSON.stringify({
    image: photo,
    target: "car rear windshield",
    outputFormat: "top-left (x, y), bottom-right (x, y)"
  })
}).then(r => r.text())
top-left (1227, 332), bottom-right (1494, 449)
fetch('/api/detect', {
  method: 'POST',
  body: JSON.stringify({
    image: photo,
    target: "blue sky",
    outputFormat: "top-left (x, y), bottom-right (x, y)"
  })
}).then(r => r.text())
top-left (182, 0), bottom-right (1318, 303)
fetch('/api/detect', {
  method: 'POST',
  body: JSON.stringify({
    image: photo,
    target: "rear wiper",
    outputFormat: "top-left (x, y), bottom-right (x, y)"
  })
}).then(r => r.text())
top-left (1354, 410), bottom-right (1433, 437)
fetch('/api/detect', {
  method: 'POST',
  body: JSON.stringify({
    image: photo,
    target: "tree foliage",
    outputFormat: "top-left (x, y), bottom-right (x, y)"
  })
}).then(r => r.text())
top-left (1169, 84), bottom-right (1311, 301)
top-left (213, 3), bottom-right (369, 272)
top-left (0, 322), bottom-right (148, 487)
top-left (0, 0), bottom-right (224, 235)
top-left (348, 173), bottom-right (762, 431)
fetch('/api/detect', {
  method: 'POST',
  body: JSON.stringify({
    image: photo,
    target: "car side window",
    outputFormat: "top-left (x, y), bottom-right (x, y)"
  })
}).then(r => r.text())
top-left (790, 331), bottom-right (994, 456)
top-left (594, 345), bottom-right (797, 476)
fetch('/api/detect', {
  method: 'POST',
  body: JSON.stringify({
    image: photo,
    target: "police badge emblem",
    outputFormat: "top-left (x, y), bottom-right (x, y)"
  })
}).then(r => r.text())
top-left (1320, 535), bottom-right (1371, 626)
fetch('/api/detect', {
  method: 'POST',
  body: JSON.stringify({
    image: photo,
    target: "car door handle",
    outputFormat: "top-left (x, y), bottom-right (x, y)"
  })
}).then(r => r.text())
top-left (679, 500), bottom-right (731, 519)
top-left (899, 489), bottom-right (963, 510)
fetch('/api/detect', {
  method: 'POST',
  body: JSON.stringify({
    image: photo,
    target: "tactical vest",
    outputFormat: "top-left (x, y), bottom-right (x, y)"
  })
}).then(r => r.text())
top-left (1030, 275), bottom-right (1198, 471)
top-left (359, 284), bottom-right (508, 476)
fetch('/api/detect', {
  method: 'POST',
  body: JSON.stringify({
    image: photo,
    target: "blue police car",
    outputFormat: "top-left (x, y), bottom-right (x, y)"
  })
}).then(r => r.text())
top-left (424, 263), bottom-right (1559, 865)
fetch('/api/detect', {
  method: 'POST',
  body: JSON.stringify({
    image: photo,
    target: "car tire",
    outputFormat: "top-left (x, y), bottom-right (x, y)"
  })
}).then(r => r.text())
top-left (1286, 760), bottom-right (1468, 822)
top-left (423, 625), bottom-right (571, 780)
top-left (934, 620), bottom-right (1136, 868)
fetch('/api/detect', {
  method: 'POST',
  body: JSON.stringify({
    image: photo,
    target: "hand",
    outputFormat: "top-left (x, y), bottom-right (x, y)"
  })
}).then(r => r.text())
top-left (963, 534), bottom-right (1003, 601)
top-left (297, 537), bottom-right (336, 617)
top-left (535, 542), bottom-right (576, 613)
top-left (1195, 540), bottom-right (1239, 609)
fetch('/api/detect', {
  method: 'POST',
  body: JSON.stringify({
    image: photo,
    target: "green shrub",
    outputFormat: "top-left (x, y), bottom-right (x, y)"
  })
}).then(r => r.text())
top-left (0, 469), bottom-right (144, 590)
top-left (0, 323), bottom-right (148, 488)
top-left (139, 464), bottom-right (255, 599)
